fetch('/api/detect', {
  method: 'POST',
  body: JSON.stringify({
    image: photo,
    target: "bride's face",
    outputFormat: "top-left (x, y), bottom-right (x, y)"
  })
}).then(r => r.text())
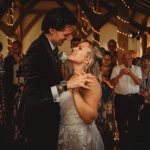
top-left (68, 42), bottom-right (91, 65)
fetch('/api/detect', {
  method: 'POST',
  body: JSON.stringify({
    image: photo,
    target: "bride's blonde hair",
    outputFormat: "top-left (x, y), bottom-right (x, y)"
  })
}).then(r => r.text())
top-left (63, 40), bottom-right (102, 82)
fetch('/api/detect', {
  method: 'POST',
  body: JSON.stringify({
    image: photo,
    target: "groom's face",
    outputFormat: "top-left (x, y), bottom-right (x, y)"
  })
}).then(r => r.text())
top-left (50, 25), bottom-right (76, 46)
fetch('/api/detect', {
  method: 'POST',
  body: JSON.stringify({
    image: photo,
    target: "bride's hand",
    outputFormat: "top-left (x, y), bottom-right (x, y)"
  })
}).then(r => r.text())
top-left (67, 72), bottom-right (94, 90)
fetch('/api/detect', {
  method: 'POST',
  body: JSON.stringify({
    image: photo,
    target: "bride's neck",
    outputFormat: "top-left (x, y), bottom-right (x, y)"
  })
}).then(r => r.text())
top-left (73, 67), bottom-right (83, 75)
top-left (73, 64), bottom-right (84, 74)
top-left (73, 69), bottom-right (86, 78)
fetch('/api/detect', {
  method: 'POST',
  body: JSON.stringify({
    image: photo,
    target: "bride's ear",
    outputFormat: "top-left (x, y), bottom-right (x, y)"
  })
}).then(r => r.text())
top-left (84, 58), bottom-right (93, 65)
top-left (84, 59), bottom-right (88, 65)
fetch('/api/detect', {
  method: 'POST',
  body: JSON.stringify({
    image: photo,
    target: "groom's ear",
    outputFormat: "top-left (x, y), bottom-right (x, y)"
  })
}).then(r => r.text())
top-left (49, 28), bottom-right (56, 34)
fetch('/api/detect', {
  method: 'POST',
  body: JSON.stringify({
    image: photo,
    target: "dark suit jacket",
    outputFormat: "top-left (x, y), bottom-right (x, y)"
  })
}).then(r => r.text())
top-left (17, 33), bottom-right (63, 150)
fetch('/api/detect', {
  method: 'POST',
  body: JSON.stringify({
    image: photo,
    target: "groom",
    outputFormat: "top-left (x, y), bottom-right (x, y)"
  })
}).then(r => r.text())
top-left (17, 8), bottom-right (91, 150)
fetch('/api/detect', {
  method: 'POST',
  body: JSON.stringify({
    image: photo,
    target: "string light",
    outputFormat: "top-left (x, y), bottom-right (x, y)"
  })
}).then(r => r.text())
top-left (92, 37), bottom-right (100, 46)
top-left (7, 22), bottom-right (14, 26)
top-left (91, 1), bottom-right (101, 47)
top-left (81, 27), bottom-right (88, 35)
top-left (81, 17), bottom-right (88, 23)
top-left (92, 6), bottom-right (102, 15)
top-left (6, 36), bottom-right (14, 41)
top-left (117, 16), bottom-right (129, 24)
top-left (81, 10), bottom-right (88, 36)
top-left (117, 30), bottom-right (130, 37)
top-left (7, 44), bottom-right (12, 48)
top-left (118, 45), bottom-right (125, 51)
top-left (121, 0), bottom-right (130, 9)
top-left (113, 121), bottom-right (119, 141)
top-left (81, 12), bottom-right (101, 37)
top-left (92, 27), bottom-right (101, 36)
top-left (81, 5), bottom-right (101, 45)
top-left (6, 1), bottom-right (14, 49)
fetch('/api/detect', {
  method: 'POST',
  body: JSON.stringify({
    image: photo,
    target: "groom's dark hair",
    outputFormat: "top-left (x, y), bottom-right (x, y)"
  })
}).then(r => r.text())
top-left (41, 7), bottom-right (77, 33)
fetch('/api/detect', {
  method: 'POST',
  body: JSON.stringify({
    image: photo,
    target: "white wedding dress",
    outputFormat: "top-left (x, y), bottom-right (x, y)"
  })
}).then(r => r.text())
top-left (58, 91), bottom-right (104, 150)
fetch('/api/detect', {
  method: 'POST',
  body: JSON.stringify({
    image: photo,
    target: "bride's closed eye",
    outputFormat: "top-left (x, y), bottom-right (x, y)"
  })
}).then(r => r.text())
top-left (78, 46), bottom-right (83, 50)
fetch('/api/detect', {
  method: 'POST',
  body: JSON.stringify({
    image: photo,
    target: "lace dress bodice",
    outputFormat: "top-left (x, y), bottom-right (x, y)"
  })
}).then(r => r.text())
top-left (58, 91), bottom-right (104, 150)
top-left (59, 91), bottom-right (84, 125)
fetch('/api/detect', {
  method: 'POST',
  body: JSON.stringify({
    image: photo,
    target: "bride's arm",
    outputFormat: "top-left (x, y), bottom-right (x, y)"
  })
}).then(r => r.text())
top-left (72, 77), bottom-right (101, 124)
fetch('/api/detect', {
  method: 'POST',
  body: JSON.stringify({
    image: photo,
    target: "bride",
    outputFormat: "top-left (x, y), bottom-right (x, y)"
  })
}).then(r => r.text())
top-left (58, 40), bottom-right (104, 150)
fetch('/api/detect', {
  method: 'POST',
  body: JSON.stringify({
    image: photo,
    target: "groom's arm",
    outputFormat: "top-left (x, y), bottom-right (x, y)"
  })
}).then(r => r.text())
top-left (51, 80), bottom-right (67, 102)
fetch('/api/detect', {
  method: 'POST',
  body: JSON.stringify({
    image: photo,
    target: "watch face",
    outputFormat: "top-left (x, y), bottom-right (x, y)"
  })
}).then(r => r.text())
top-left (61, 80), bottom-right (67, 91)
top-left (61, 80), bottom-right (67, 86)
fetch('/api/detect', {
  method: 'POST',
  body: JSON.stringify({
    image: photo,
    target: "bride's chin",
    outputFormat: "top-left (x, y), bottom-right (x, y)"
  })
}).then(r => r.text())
top-left (67, 56), bottom-right (72, 61)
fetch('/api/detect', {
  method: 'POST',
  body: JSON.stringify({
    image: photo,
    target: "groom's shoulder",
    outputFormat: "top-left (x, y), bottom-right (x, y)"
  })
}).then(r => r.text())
top-left (26, 34), bottom-right (47, 54)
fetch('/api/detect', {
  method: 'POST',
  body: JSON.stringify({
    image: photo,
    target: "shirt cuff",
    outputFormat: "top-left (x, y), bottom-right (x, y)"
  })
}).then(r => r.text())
top-left (51, 86), bottom-right (60, 102)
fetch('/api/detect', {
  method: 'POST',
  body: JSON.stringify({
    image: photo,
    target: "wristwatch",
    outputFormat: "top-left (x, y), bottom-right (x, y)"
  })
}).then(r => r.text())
top-left (56, 80), bottom-right (68, 95)
top-left (60, 80), bottom-right (67, 91)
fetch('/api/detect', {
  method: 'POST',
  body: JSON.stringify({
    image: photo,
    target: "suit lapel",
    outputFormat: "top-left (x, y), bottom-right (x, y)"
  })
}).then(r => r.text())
top-left (39, 34), bottom-right (62, 81)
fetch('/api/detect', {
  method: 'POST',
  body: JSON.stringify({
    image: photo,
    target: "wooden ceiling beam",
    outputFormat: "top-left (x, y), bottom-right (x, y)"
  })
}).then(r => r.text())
top-left (142, 15), bottom-right (149, 27)
top-left (138, 0), bottom-right (150, 7)
top-left (128, 0), bottom-right (150, 16)
top-left (134, 5), bottom-right (150, 16)
top-left (29, 9), bottom-right (47, 14)
top-left (0, 21), bottom-right (12, 35)
top-left (129, 18), bottom-right (150, 32)
top-left (55, 0), bottom-right (70, 10)
top-left (136, 1), bottom-right (150, 10)
top-left (13, 0), bottom-right (40, 33)
top-left (127, 0), bottom-right (150, 16)
top-left (126, 0), bottom-right (135, 8)
top-left (23, 13), bottom-right (43, 39)
top-left (100, 0), bottom-right (118, 10)
top-left (0, 0), bottom-right (12, 20)
top-left (77, 0), bottom-right (117, 30)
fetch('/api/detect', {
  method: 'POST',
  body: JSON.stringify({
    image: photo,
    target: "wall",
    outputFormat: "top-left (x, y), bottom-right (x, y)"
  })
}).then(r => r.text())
top-left (0, 29), bottom-right (8, 56)
top-left (22, 15), bottom-right (44, 54)
top-left (100, 23), bottom-right (118, 50)
top-left (147, 34), bottom-right (150, 47)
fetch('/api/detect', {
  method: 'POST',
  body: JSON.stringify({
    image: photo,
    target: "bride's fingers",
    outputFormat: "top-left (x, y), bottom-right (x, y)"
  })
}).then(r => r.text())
top-left (81, 70), bottom-right (86, 75)
top-left (86, 79), bottom-right (94, 83)
top-left (80, 83), bottom-right (90, 90)
top-left (74, 71), bottom-right (82, 76)
top-left (87, 73), bottom-right (95, 78)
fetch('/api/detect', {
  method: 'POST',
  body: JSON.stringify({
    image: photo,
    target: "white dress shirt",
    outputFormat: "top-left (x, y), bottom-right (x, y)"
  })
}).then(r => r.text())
top-left (111, 64), bottom-right (142, 95)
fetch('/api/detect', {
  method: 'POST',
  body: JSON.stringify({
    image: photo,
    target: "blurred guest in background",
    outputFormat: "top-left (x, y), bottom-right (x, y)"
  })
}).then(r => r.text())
top-left (3, 40), bottom-right (24, 149)
top-left (0, 41), bottom-right (8, 149)
top-left (96, 51), bottom-right (115, 150)
top-left (110, 51), bottom-right (142, 150)
top-left (145, 47), bottom-right (150, 55)
top-left (107, 39), bottom-right (118, 66)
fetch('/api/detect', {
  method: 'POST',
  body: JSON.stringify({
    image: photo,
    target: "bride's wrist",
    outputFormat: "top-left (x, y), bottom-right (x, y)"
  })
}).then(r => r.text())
top-left (72, 88), bottom-right (79, 94)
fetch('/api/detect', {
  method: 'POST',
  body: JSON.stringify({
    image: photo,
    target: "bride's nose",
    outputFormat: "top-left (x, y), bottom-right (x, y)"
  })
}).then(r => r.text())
top-left (72, 47), bottom-right (78, 52)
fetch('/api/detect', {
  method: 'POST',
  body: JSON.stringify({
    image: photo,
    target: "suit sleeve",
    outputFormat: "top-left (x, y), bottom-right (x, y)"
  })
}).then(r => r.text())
top-left (23, 45), bottom-right (60, 103)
